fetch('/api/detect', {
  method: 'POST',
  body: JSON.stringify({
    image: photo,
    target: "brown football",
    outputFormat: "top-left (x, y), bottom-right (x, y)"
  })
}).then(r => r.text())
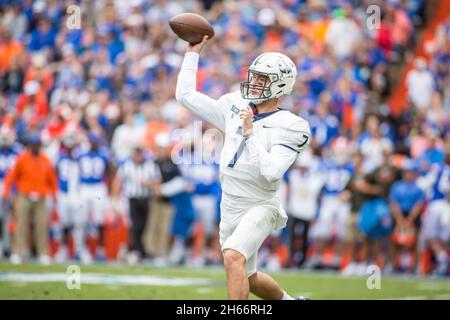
top-left (169, 13), bottom-right (215, 44)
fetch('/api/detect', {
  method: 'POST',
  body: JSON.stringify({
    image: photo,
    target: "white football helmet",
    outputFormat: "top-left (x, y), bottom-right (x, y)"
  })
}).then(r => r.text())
top-left (241, 52), bottom-right (297, 105)
top-left (60, 126), bottom-right (80, 149)
top-left (0, 126), bottom-right (15, 147)
top-left (331, 136), bottom-right (352, 165)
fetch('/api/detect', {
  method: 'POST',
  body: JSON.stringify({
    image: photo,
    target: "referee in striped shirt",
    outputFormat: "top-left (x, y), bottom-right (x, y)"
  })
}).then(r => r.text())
top-left (113, 145), bottom-right (159, 263)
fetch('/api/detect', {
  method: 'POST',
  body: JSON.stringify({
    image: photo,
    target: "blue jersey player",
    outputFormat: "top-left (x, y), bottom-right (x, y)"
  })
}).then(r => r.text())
top-left (310, 137), bottom-right (354, 268)
top-left (77, 133), bottom-right (112, 263)
top-left (421, 158), bottom-right (450, 276)
top-left (180, 143), bottom-right (221, 266)
top-left (0, 126), bottom-right (20, 259)
top-left (54, 134), bottom-right (79, 262)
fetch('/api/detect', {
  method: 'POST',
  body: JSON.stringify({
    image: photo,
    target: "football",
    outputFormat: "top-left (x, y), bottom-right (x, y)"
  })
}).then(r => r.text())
top-left (169, 13), bottom-right (215, 45)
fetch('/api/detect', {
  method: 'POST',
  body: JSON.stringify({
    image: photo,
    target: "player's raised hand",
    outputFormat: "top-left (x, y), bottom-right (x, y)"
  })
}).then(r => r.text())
top-left (187, 35), bottom-right (209, 54)
top-left (239, 107), bottom-right (253, 137)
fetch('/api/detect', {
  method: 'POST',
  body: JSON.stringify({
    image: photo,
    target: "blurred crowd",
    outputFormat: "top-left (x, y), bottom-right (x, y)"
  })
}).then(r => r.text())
top-left (0, 0), bottom-right (448, 276)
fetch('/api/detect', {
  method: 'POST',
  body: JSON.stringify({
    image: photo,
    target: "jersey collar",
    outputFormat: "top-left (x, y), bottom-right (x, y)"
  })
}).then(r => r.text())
top-left (250, 103), bottom-right (284, 122)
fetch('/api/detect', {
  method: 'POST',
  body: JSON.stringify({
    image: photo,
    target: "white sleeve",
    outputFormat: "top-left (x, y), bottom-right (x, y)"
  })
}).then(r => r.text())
top-left (245, 135), bottom-right (298, 183)
top-left (160, 176), bottom-right (187, 197)
top-left (176, 52), bottom-right (226, 131)
top-left (153, 163), bottom-right (162, 182)
top-left (145, 160), bottom-right (160, 181)
top-left (245, 119), bottom-right (311, 183)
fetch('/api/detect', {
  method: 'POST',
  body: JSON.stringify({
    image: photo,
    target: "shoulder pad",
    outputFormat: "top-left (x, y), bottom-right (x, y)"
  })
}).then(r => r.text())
top-left (276, 117), bottom-right (311, 153)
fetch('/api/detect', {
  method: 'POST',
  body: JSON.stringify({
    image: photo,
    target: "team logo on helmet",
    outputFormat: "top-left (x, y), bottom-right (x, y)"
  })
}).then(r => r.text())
top-left (278, 58), bottom-right (292, 75)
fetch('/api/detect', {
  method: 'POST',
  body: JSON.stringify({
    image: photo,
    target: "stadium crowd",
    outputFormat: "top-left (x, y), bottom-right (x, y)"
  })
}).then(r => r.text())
top-left (0, 0), bottom-right (448, 276)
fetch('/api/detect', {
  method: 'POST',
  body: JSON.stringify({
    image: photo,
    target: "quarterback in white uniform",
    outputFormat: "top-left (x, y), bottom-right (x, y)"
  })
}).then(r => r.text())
top-left (176, 36), bottom-right (311, 300)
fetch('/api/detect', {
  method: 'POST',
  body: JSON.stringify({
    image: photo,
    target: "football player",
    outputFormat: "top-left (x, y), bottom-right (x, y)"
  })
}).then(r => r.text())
top-left (77, 133), bottom-right (112, 263)
top-left (54, 132), bottom-right (80, 262)
top-left (309, 136), bottom-right (354, 269)
top-left (0, 126), bottom-right (21, 259)
top-left (420, 157), bottom-right (449, 276)
top-left (180, 136), bottom-right (221, 266)
top-left (176, 36), bottom-right (311, 300)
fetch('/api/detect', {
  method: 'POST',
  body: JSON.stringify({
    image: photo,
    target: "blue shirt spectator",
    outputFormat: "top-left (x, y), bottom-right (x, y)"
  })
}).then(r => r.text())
top-left (28, 19), bottom-right (57, 51)
top-left (417, 146), bottom-right (446, 167)
top-left (389, 177), bottom-right (425, 213)
top-left (310, 113), bottom-right (340, 148)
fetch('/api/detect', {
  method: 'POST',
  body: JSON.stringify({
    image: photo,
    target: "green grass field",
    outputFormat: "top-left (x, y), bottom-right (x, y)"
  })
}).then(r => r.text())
top-left (1, 261), bottom-right (450, 300)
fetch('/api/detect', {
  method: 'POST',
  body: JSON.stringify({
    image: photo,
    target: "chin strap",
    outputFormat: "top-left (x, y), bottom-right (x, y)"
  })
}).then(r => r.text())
top-left (249, 102), bottom-right (258, 115)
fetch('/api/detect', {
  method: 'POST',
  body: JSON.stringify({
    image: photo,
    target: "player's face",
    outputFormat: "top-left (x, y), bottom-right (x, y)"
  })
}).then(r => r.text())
top-left (403, 170), bottom-right (415, 182)
top-left (29, 143), bottom-right (41, 155)
top-left (132, 149), bottom-right (144, 163)
top-left (90, 140), bottom-right (99, 151)
top-left (0, 137), bottom-right (10, 148)
top-left (156, 146), bottom-right (169, 159)
top-left (299, 165), bottom-right (308, 174)
top-left (249, 73), bottom-right (269, 97)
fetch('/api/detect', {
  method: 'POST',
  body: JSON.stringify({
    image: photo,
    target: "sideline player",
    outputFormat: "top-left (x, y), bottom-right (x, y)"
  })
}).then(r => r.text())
top-left (77, 133), bottom-right (112, 263)
top-left (420, 157), bottom-right (449, 276)
top-left (54, 133), bottom-right (79, 262)
top-left (0, 126), bottom-right (20, 259)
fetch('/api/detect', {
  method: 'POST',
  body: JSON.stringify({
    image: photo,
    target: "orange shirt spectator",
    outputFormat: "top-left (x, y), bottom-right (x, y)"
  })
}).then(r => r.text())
top-left (391, 9), bottom-right (413, 47)
top-left (263, 28), bottom-right (283, 52)
top-left (24, 67), bottom-right (54, 94)
top-left (0, 34), bottom-right (24, 73)
top-left (297, 17), bottom-right (329, 44)
top-left (24, 52), bottom-right (54, 93)
top-left (297, 20), bottom-right (314, 41)
top-left (313, 19), bottom-right (330, 44)
top-left (3, 148), bottom-right (57, 199)
top-left (16, 80), bottom-right (49, 118)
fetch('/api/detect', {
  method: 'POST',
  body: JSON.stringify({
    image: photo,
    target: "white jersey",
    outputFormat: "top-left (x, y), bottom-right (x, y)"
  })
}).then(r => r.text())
top-left (176, 52), bottom-right (311, 201)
